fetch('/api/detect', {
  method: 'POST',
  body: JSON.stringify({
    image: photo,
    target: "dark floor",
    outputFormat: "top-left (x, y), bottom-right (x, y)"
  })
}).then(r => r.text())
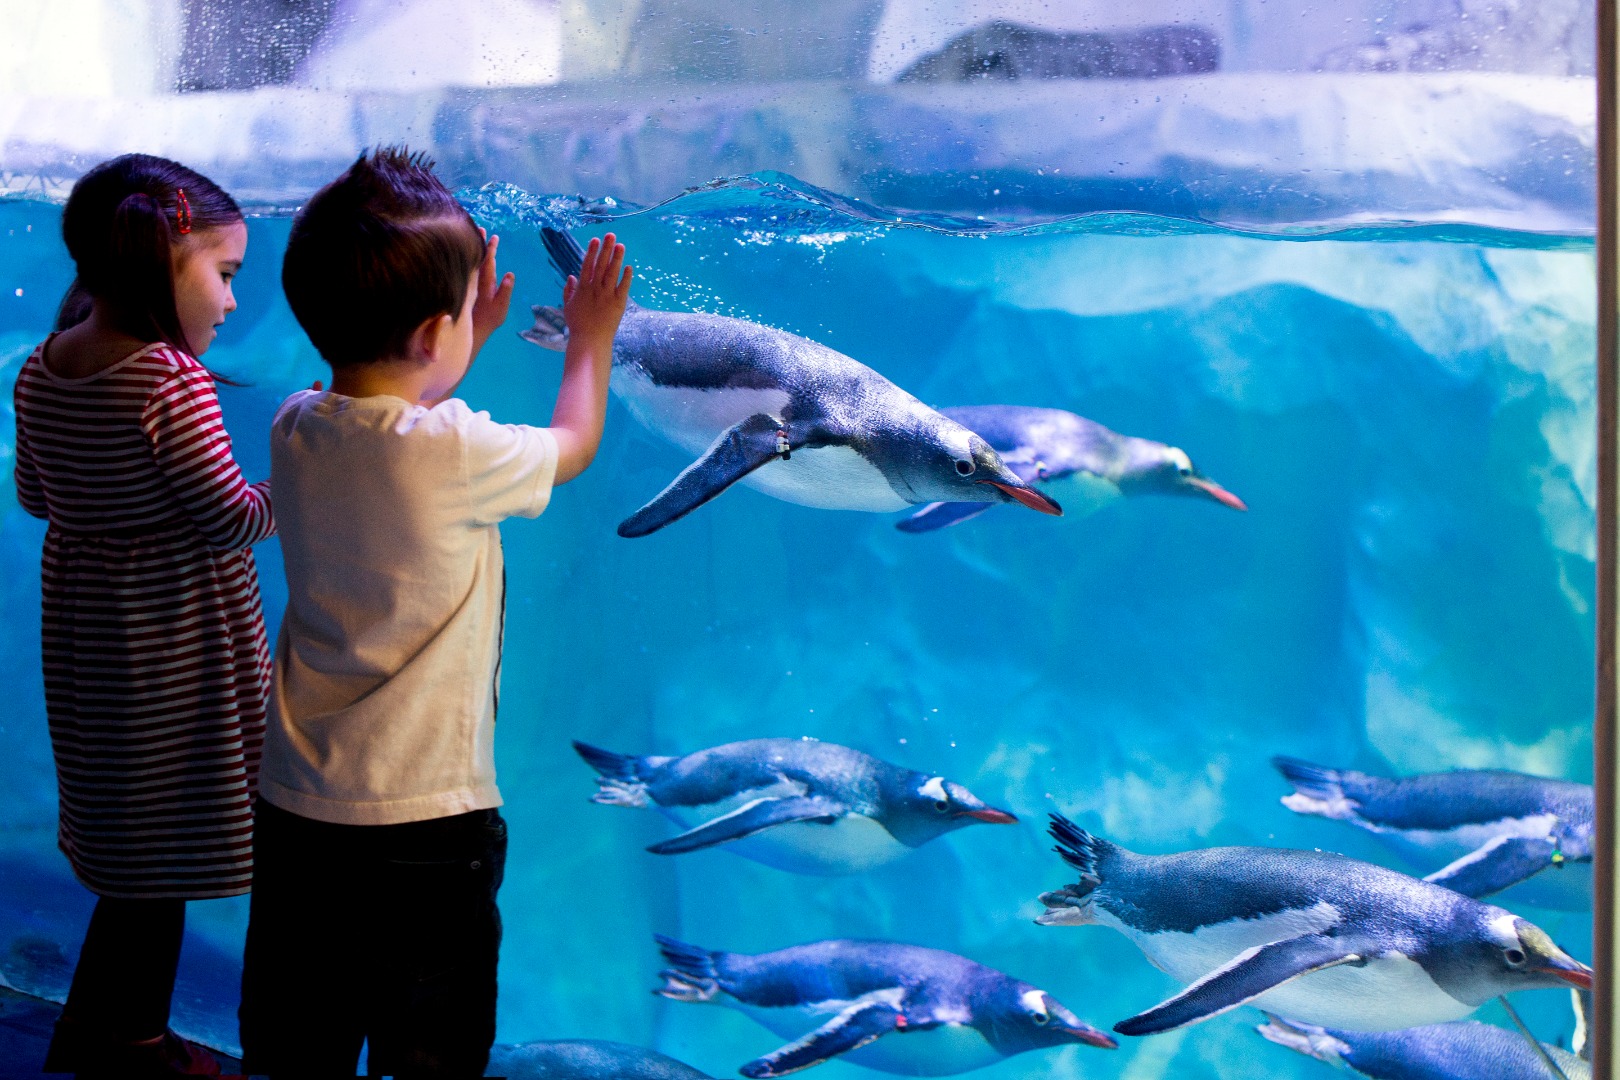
top-left (0, 985), bottom-right (245, 1079)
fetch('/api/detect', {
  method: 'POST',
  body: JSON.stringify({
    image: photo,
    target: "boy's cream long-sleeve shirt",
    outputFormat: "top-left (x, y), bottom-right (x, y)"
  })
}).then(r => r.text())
top-left (262, 389), bottom-right (557, 825)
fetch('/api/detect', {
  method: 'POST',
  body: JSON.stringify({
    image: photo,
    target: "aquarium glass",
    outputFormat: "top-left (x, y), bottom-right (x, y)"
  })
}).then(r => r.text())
top-left (0, 2), bottom-right (1600, 1078)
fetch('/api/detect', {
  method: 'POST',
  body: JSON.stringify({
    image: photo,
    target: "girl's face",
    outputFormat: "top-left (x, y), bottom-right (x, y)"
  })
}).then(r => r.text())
top-left (172, 221), bottom-right (247, 357)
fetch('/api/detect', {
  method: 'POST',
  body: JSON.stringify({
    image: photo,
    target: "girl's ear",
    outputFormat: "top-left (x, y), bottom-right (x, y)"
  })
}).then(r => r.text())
top-left (409, 312), bottom-right (455, 363)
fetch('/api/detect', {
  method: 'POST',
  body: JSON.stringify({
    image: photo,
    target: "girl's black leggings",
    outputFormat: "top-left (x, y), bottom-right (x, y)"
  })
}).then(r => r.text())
top-left (62, 895), bottom-right (186, 1041)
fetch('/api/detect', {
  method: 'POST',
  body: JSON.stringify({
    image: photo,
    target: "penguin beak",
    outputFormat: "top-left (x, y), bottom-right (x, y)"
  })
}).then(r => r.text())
top-left (980, 479), bottom-right (1063, 516)
top-left (1184, 475), bottom-right (1248, 511)
top-left (1058, 1022), bottom-right (1118, 1049)
top-left (1535, 953), bottom-right (1594, 989)
top-left (1517, 920), bottom-right (1594, 988)
top-left (1043, 997), bottom-right (1118, 1049)
top-left (961, 807), bottom-right (1018, 824)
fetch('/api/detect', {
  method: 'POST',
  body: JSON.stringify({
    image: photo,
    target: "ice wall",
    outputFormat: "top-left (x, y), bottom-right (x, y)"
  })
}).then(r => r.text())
top-left (0, 74), bottom-right (1595, 233)
top-left (0, 190), bottom-right (1595, 1075)
top-left (0, 1), bottom-right (1598, 230)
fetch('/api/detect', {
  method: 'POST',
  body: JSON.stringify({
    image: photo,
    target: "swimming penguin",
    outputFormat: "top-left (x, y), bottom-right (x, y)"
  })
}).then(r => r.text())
top-left (653, 936), bottom-right (1116, 1077)
top-left (1256, 1014), bottom-right (1591, 1080)
top-left (1035, 814), bottom-right (1591, 1035)
top-left (573, 737), bottom-right (1015, 875)
top-left (488, 1039), bottom-right (714, 1079)
top-left (524, 229), bottom-right (1061, 537)
top-left (1273, 756), bottom-right (1594, 911)
top-left (897, 405), bottom-right (1245, 532)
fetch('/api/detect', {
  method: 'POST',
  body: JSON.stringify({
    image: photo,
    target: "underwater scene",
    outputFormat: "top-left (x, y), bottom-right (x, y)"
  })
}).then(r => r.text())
top-left (0, 172), bottom-right (1599, 1079)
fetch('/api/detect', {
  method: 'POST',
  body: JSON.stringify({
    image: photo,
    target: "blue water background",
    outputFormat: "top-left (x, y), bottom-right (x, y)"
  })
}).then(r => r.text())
top-left (0, 181), bottom-right (1597, 1078)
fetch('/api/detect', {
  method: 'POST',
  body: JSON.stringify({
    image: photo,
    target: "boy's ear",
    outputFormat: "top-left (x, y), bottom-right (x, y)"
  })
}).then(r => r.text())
top-left (409, 312), bottom-right (455, 363)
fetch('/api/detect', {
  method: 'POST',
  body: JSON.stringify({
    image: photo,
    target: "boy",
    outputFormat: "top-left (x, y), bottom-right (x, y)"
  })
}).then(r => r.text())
top-left (239, 148), bottom-right (630, 1077)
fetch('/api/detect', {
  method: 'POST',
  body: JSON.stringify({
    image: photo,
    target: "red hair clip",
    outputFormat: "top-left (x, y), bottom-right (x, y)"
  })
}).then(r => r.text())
top-left (175, 188), bottom-right (192, 235)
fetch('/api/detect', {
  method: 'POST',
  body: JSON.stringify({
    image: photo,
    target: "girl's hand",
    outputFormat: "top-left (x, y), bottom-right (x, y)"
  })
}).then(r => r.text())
top-left (562, 233), bottom-right (632, 348)
top-left (471, 230), bottom-right (515, 353)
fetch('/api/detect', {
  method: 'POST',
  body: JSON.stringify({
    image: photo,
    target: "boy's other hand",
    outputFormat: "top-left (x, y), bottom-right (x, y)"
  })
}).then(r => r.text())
top-left (562, 233), bottom-right (632, 348)
top-left (471, 230), bottom-right (515, 353)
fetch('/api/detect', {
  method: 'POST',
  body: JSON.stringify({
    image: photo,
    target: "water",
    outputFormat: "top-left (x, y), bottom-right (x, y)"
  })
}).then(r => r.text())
top-left (0, 178), bottom-right (1596, 1078)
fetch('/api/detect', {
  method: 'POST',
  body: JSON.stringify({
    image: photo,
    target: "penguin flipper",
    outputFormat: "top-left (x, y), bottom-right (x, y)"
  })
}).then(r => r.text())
top-left (1114, 934), bottom-right (1366, 1036)
top-left (647, 795), bottom-right (845, 855)
top-left (619, 413), bottom-right (795, 538)
top-left (895, 502), bottom-right (995, 533)
top-left (740, 998), bottom-right (901, 1078)
top-left (1423, 835), bottom-right (1562, 898)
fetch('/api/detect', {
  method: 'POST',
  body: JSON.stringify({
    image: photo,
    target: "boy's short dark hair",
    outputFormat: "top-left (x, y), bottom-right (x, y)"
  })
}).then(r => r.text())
top-left (283, 147), bottom-right (485, 368)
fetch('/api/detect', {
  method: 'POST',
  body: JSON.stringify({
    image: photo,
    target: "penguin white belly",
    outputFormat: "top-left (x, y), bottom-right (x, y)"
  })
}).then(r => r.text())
top-left (612, 368), bottom-right (791, 455)
top-left (1371, 815), bottom-right (1560, 868)
top-left (1040, 470), bottom-right (1122, 518)
top-left (1103, 904), bottom-right (1470, 1032)
top-left (842, 1024), bottom-right (1002, 1076)
top-left (1250, 954), bottom-right (1471, 1030)
top-left (736, 1001), bottom-right (1001, 1077)
top-left (661, 785), bottom-right (913, 875)
top-left (740, 448), bottom-right (910, 512)
top-left (612, 368), bottom-right (909, 511)
top-left (1102, 901), bottom-right (1343, 984)
top-left (726, 815), bottom-right (913, 875)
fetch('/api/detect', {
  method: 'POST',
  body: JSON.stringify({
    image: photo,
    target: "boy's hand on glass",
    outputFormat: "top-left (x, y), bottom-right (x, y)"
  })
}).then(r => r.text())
top-left (471, 230), bottom-right (515, 353)
top-left (562, 233), bottom-right (632, 348)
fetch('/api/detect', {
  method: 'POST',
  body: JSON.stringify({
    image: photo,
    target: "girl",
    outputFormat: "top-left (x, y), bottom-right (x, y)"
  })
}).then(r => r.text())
top-left (12, 155), bottom-right (273, 1077)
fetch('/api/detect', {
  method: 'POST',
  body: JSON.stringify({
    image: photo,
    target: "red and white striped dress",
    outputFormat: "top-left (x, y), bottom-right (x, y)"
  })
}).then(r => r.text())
top-left (12, 338), bottom-right (274, 900)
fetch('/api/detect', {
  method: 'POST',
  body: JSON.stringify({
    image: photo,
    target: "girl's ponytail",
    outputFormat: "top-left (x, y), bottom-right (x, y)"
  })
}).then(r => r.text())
top-left (57, 154), bottom-right (242, 364)
top-left (52, 279), bottom-right (92, 333)
top-left (105, 191), bottom-right (193, 354)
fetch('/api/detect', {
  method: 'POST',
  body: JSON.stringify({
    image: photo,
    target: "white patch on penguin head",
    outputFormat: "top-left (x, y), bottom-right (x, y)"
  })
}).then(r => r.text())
top-left (1484, 911), bottom-right (1522, 950)
top-left (1019, 989), bottom-right (1049, 1021)
top-left (919, 776), bottom-right (949, 803)
top-left (1166, 447), bottom-right (1194, 475)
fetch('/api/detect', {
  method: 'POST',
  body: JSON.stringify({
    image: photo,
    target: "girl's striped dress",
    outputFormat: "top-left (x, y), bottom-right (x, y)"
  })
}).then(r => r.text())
top-left (12, 339), bottom-right (275, 899)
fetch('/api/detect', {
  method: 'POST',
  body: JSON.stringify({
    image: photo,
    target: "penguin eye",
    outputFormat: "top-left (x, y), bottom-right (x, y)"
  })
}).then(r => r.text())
top-left (955, 459), bottom-right (975, 476)
top-left (1031, 1010), bottom-right (1050, 1026)
top-left (1504, 948), bottom-right (1526, 967)
top-left (933, 799), bottom-right (951, 813)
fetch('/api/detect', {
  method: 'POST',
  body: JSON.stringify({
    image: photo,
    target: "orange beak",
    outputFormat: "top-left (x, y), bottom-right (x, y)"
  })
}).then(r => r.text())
top-left (982, 480), bottom-right (1062, 516)
top-left (1186, 476), bottom-right (1248, 511)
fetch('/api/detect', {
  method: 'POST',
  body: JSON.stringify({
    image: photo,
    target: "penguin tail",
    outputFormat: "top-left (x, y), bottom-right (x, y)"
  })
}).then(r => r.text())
top-left (1271, 757), bottom-right (1353, 818)
top-left (574, 740), bottom-right (653, 807)
top-left (573, 740), bottom-right (639, 780)
top-left (1047, 813), bottom-right (1109, 892)
top-left (654, 934), bottom-right (721, 1002)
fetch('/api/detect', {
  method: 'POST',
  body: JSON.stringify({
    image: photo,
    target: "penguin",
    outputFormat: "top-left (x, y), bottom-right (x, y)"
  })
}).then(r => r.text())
top-left (1272, 756), bottom-right (1594, 911)
top-left (1035, 814), bottom-right (1591, 1035)
top-left (653, 936), bottom-right (1116, 1077)
top-left (523, 229), bottom-right (1061, 537)
top-left (897, 405), bottom-right (1246, 533)
top-left (487, 1039), bottom-right (714, 1079)
top-left (1255, 1014), bottom-right (1591, 1080)
top-left (573, 737), bottom-right (1015, 875)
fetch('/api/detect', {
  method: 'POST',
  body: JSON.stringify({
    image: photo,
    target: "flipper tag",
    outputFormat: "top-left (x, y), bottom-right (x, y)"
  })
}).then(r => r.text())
top-left (776, 429), bottom-right (791, 460)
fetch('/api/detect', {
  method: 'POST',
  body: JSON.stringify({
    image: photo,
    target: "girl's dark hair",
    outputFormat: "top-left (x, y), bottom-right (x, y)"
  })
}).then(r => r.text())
top-left (55, 154), bottom-right (243, 359)
top-left (282, 147), bottom-right (485, 368)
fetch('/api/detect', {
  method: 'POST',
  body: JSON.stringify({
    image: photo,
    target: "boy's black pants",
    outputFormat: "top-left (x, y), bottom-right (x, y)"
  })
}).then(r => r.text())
top-left (239, 799), bottom-right (507, 1078)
